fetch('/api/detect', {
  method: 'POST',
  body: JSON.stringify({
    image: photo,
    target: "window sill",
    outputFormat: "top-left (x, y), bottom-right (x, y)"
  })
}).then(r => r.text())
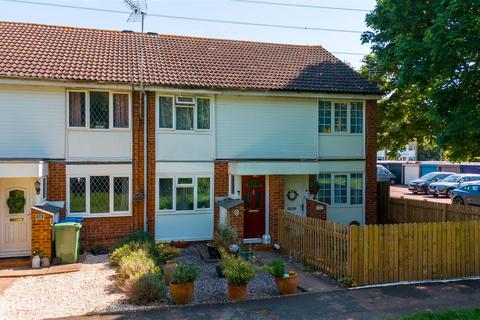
top-left (156, 210), bottom-right (213, 216)
top-left (157, 129), bottom-right (212, 135)
top-left (67, 213), bottom-right (132, 218)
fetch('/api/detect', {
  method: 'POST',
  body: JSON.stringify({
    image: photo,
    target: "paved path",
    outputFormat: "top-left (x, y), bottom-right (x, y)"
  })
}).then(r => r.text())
top-left (64, 280), bottom-right (480, 320)
top-left (390, 185), bottom-right (451, 203)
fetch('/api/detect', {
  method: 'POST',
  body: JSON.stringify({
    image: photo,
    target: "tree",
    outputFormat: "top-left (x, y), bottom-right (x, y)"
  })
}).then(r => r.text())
top-left (361, 0), bottom-right (480, 162)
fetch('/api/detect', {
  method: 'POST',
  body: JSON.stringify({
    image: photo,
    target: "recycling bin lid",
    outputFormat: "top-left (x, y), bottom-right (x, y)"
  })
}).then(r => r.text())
top-left (53, 222), bottom-right (82, 229)
top-left (59, 217), bottom-right (84, 223)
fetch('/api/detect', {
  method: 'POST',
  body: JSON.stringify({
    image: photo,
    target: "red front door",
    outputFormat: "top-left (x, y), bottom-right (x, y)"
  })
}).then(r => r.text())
top-left (242, 176), bottom-right (265, 239)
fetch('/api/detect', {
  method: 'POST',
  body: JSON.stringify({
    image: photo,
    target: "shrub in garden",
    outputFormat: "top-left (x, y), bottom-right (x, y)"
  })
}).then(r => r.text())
top-left (156, 244), bottom-right (181, 263)
top-left (115, 230), bottom-right (155, 248)
top-left (115, 248), bottom-right (160, 288)
top-left (213, 224), bottom-right (238, 250)
top-left (172, 263), bottom-right (199, 285)
top-left (266, 259), bottom-right (285, 278)
top-left (127, 271), bottom-right (167, 305)
top-left (221, 251), bottom-right (255, 287)
top-left (110, 241), bottom-right (154, 267)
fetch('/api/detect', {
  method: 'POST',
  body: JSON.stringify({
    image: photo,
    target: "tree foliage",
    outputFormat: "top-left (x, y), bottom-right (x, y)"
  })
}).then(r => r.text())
top-left (361, 0), bottom-right (480, 161)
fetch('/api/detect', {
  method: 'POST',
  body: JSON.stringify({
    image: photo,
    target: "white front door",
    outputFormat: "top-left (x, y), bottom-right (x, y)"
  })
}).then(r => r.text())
top-left (284, 175), bottom-right (309, 216)
top-left (0, 179), bottom-right (32, 257)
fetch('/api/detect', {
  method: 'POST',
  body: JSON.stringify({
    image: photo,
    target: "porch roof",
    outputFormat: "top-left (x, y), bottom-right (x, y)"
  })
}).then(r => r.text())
top-left (0, 161), bottom-right (47, 178)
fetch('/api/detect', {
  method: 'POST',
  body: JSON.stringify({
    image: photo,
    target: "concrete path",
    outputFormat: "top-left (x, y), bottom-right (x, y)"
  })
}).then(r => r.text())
top-left (63, 280), bottom-right (480, 320)
top-left (255, 250), bottom-right (340, 293)
top-left (0, 263), bottom-right (81, 278)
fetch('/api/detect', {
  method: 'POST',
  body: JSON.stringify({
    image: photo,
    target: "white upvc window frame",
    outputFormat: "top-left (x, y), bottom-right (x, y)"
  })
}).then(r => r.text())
top-left (66, 174), bottom-right (132, 217)
top-left (156, 175), bottom-right (213, 214)
top-left (317, 172), bottom-right (365, 207)
top-left (318, 99), bottom-right (364, 136)
top-left (66, 90), bottom-right (132, 131)
top-left (156, 94), bottom-right (212, 132)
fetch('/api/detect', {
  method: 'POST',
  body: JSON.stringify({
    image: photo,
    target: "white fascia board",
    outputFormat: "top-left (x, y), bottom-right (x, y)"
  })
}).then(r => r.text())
top-left (0, 78), bottom-right (381, 100)
top-left (0, 161), bottom-right (44, 178)
top-left (228, 161), bottom-right (319, 175)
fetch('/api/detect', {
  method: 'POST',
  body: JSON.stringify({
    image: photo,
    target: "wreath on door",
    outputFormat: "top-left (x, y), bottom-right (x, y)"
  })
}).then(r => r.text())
top-left (287, 190), bottom-right (299, 201)
top-left (7, 190), bottom-right (26, 214)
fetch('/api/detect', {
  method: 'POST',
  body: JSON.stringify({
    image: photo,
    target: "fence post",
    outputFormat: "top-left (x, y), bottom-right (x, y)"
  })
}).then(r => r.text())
top-left (350, 225), bottom-right (359, 285)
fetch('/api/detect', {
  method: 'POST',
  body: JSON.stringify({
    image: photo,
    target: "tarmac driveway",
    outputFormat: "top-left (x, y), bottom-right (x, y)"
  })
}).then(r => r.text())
top-left (64, 280), bottom-right (480, 320)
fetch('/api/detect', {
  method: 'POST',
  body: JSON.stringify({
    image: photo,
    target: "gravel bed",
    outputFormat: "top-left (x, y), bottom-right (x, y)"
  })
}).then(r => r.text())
top-left (0, 246), bottom-right (278, 319)
top-left (174, 246), bottom-right (277, 304)
top-left (0, 254), bottom-right (135, 320)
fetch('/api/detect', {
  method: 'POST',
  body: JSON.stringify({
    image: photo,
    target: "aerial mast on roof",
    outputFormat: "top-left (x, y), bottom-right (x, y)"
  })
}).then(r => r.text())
top-left (124, 0), bottom-right (148, 232)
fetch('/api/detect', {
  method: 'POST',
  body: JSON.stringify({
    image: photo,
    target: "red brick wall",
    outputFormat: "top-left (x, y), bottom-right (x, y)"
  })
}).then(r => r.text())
top-left (80, 216), bottom-right (133, 249)
top-left (146, 91), bottom-right (156, 236)
top-left (47, 162), bottom-right (66, 202)
top-left (306, 199), bottom-right (327, 220)
top-left (268, 175), bottom-right (284, 242)
top-left (131, 91), bottom-right (145, 232)
top-left (227, 204), bottom-right (244, 240)
top-left (365, 99), bottom-right (378, 224)
top-left (214, 162), bottom-right (229, 230)
top-left (31, 208), bottom-right (53, 258)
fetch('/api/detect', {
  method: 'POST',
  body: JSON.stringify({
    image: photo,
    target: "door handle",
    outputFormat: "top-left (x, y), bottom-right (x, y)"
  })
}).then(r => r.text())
top-left (249, 210), bottom-right (259, 213)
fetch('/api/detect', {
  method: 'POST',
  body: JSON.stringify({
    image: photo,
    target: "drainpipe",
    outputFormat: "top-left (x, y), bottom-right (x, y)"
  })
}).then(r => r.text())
top-left (140, 13), bottom-right (147, 233)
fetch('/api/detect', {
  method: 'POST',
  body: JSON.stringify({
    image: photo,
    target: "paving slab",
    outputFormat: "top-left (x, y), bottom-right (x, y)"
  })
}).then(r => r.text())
top-left (254, 250), bottom-right (340, 293)
top-left (0, 277), bottom-right (15, 294)
top-left (0, 263), bottom-right (81, 278)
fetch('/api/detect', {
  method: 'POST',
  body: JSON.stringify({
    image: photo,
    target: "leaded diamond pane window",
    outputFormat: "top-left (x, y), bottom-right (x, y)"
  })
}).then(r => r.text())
top-left (70, 177), bottom-right (86, 213)
top-left (114, 177), bottom-right (129, 212)
top-left (90, 176), bottom-right (110, 213)
top-left (90, 91), bottom-right (109, 129)
top-left (69, 92), bottom-right (86, 127)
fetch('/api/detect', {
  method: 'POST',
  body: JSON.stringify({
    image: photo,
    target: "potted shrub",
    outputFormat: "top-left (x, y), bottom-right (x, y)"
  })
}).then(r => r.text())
top-left (267, 259), bottom-right (298, 295)
top-left (309, 180), bottom-right (321, 199)
top-left (157, 244), bottom-right (181, 284)
top-left (221, 251), bottom-right (255, 301)
top-left (169, 263), bottom-right (199, 305)
top-left (207, 223), bottom-right (238, 259)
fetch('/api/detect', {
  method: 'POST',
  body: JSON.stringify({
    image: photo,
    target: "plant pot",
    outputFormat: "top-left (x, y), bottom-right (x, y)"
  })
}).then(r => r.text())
top-left (274, 272), bottom-right (298, 295)
top-left (206, 243), bottom-right (220, 259)
top-left (164, 260), bottom-right (178, 284)
top-left (215, 264), bottom-right (224, 278)
top-left (227, 284), bottom-right (247, 301)
top-left (32, 255), bottom-right (40, 269)
top-left (239, 249), bottom-right (253, 261)
top-left (40, 256), bottom-right (50, 268)
top-left (169, 282), bottom-right (194, 305)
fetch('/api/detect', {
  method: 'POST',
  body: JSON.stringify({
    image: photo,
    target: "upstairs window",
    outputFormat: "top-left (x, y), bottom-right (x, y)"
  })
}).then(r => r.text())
top-left (68, 91), bottom-right (130, 130)
top-left (158, 95), bottom-right (211, 131)
top-left (69, 92), bottom-right (86, 127)
top-left (113, 93), bottom-right (129, 128)
top-left (318, 100), bottom-right (364, 134)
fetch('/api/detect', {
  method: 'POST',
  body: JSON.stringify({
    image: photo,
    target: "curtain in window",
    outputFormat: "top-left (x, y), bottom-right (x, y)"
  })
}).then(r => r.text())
top-left (176, 107), bottom-right (194, 130)
top-left (159, 97), bottom-right (173, 128)
top-left (113, 94), bottom-right (129, 128)
top-left (69, 92), bottom-right (85, 127)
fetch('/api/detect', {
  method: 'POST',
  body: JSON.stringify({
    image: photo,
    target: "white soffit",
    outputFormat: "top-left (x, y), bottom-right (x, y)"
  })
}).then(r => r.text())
top-left (228, 162), bottom-right (318, 175)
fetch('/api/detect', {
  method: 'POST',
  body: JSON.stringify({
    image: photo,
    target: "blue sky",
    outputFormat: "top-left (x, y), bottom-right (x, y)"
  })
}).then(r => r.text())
top-left (0, 0), bottom-right (377, 69)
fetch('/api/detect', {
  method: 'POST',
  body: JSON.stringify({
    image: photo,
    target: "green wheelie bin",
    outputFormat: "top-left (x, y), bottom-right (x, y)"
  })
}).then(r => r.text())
top-left (53, 222), bottom-right (82, 264)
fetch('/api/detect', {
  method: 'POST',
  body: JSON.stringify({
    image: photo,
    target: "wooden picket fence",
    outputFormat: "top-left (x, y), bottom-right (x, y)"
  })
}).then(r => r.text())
top-left (279, 210), bottom-right (480, 286)
top-left (387, 197), bottom-right (480, 223)
top-left (350, 221), bottom-right (480, 285)
top-left (278, 210), bottom-right (350, 279)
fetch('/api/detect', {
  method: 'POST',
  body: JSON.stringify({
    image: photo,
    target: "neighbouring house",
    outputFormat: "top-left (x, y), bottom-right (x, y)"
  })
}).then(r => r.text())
top-left (377, 142), bottom-right (418, 161)
top-left (0, 21), bottom-right (381, 258)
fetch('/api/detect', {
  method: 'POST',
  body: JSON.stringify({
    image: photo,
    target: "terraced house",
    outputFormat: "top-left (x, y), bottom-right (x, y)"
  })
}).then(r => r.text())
top-left (0, 21), bottom-right (381, 258)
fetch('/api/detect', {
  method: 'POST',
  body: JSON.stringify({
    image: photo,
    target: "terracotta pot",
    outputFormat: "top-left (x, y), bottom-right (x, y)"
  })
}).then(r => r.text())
top-left (170, 241), bottom-right (189, 248)
top-left (169, 282), bottom-right (194, 305)
top-left (275, 272), bottom-right (298, 295)
top-left (164, 260), bottom-right (178, 284)
top-left (227, 284), bottom-right (247, 301)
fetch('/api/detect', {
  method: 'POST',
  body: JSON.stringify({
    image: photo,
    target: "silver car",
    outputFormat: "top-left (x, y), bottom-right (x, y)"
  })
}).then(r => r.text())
top-left (377, 165), bottom-right (397, 185)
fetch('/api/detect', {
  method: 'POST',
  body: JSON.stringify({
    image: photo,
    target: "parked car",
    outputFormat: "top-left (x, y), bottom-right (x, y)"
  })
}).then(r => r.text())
top-left (408, 171), bottom-right (455, 194)
top-left (451, 182), bottom-right (480, 206)
top-left (377, 165), bottom-right (397, 185)
top-left (429, 174), bottom-right (480, 198)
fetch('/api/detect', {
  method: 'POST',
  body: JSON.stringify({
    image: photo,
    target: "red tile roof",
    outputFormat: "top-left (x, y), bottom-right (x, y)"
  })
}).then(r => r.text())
top-left (0, 21), bottom-right (381, 94)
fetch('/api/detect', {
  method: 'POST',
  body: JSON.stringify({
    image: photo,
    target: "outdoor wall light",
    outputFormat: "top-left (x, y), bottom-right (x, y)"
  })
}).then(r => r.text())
top-left (34, 180), bottom-right (41, 195)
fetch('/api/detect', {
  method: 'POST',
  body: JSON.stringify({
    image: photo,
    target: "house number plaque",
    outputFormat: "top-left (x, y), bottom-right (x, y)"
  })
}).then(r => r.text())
top-left (233, 208), bottom-right (240, 216)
